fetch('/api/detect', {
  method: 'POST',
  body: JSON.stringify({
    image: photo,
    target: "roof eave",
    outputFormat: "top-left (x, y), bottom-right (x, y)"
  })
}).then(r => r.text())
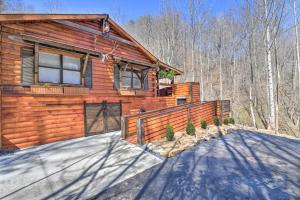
top-left (0, 14), bottom-right (108, 22)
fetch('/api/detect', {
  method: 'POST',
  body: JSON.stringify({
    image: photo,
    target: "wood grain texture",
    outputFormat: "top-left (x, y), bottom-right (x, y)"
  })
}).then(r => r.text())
top-left (125, 101), bottom-right (230, 144)
top-left (0, 20), bottom-right (202, 150)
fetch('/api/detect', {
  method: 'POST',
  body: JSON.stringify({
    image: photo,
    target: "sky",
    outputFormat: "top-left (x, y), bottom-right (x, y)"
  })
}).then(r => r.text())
top-left (22, 0), bottom-right (237, 24)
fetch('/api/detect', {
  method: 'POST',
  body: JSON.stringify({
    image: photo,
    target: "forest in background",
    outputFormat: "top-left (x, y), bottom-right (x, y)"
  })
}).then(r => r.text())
top-left (124, 0), bottom-right (300, 136)
top-left (1, 0), bottom-right (299, 136)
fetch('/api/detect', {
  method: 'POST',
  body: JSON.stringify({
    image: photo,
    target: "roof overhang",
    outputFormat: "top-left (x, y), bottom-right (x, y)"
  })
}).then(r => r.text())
top-left (20, 34), bottom-right (102, 57)
top-left (0, 14), bottom-right (108, 22)
top-left (0, 13), bottom-right (183, 75)
top-left (113, 56), bottom-right (157, 69)
top-left (158, 61), bottom-right (183, 75)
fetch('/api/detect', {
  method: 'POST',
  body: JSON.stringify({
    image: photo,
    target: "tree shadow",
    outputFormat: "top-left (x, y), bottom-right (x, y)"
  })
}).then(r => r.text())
top-left (0, 131), bottom-right (161, 200)
top-left (97, 131), bottom-right (300, 199)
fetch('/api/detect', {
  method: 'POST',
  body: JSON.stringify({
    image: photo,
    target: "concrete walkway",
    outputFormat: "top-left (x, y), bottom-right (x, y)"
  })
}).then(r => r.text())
top-left (0, 131), bottom-right (162, 200)
top-left (98, 131), bottom-right (300, 200)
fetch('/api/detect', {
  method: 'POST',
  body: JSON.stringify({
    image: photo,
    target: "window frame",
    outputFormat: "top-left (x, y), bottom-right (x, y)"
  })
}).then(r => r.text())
top-left (38, 51), bottom-right (82, 86)
top-left (120, 66), bottom-right (145, 90)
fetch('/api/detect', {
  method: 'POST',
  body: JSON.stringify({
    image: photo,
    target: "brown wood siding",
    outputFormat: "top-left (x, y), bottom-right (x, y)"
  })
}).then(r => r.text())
top-left (125, 100), bottom-right (230, 144)
top-left (0, 19), bottom-right (162, 150)
top-left (0, 20), bottom-right (203, 150)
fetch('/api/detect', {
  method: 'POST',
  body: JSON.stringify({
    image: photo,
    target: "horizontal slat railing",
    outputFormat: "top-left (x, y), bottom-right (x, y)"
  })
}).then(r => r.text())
top-left (122, 100), bottom-right (230, 145)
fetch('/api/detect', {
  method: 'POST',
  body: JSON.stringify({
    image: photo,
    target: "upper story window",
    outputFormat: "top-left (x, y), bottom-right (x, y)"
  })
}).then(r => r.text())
top-left (38, 52), bottom-right (81, 85)
top-left (121, 68), bottom-right (142, 89)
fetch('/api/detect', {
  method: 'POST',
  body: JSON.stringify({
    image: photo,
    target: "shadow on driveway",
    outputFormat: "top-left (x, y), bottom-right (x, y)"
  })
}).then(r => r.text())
top-left (0, 131), bottom-right (162, 200)
top-left (98, 131), bottom-right (300, 200)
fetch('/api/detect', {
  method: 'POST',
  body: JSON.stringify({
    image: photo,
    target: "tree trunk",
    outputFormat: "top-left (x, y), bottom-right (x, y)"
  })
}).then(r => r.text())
top-left (191, 42), bottom-right (195, 82)
top-left (264, 0), bottom-right (276, 130)
top-left (293, 0), bottom-right (300, 136)
top-left (199, 50), bottom-right (204, 102)
top-left (249, 37), bottom-right (257, 128)
top-left (219, 47), bottom-right (223, 122)
top-left (232, 51), bottom-right (236, 118)
top-left (274, 38), bottom-right (279, 134)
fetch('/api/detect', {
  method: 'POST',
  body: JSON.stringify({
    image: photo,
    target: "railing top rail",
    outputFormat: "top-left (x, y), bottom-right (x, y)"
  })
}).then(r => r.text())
top-left (123, 102), bottom-right (195, 118)
top-left (139, 101), bottom-right (214, 121)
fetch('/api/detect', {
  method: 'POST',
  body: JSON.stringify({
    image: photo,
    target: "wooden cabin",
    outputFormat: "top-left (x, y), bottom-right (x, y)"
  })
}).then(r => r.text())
top-left (0, 14), bottom-right (207, 150)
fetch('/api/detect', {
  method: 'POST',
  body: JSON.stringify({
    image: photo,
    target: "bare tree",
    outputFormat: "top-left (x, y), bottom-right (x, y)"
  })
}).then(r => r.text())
top-left (1, 0), bottom-right (33, 13)
top-left (125, 0), bottom-right (299, 135)
top-left (292, 0), bottom-right (300, 136)
top-left (45, 0), bottom-right (62, 13)
top-left (0, 0), bottom-right (5, 13)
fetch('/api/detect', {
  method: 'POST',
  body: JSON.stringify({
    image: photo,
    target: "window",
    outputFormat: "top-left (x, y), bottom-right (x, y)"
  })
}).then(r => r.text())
top-left (38, 52), bottom-right (81, 85)
top-left (177, 97), bottom-right (187, 105)
top-left (121, 67), bottom-right (143, 89)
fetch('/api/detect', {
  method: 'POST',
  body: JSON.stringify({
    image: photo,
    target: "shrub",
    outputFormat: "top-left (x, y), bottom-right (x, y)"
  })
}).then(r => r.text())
top-left (214, 117), bottom-right (221, 126)
top-left (200, 120), bottom-right (207, 129)
top-left (223, 118), bottom-right (229, 125)
top-left (166, 124), bottom-right (174, 141)
top-left (186, 121), bottom-right (196, 136)
top-left (228, 117), bottom-right (235, 124)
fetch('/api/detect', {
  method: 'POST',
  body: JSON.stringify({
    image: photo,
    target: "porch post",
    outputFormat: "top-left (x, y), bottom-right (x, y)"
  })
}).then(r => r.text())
top-left (121, 116), bottom-right (128, 139)
top-left (137, 118), bottom-right (145, 145)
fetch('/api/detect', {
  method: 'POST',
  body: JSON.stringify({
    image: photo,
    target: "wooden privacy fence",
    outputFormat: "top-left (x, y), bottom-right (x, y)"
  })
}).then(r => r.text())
top-left (122, 100), bottom-right (230, 145)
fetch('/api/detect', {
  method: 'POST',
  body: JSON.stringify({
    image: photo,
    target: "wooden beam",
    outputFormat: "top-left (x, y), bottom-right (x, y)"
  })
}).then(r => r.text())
top-left (113, 56), bottom-right (157, 68)
top-left (81, 54), bottom-right (89, 85)
top-left (52, 20), bottom-right (136, 47)
top-left (22, 34), bottom-right (102, 57)
top-left (0, 14), bottom-right (108, 22)
top-left (82, 54), bottom-right (90, 77)
top-left (34, 44), bottom-right (39, 84)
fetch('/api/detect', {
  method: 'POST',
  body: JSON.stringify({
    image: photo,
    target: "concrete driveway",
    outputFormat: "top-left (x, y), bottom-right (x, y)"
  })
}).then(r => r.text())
top-left (98, 131), bottom-right (300, 200)
top-left (0, 131), bottom-right (162, 200)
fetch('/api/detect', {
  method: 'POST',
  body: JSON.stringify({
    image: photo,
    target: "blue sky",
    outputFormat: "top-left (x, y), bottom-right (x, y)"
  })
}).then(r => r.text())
top-left (22, 0), bottom-right (236, 23)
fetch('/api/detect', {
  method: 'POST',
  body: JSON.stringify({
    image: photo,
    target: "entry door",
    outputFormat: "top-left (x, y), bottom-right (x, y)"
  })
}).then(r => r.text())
top-left (84, 102), bottom-right (121, 136)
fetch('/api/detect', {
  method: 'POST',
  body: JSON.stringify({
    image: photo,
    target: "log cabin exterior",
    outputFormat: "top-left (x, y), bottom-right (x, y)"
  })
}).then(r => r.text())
top-left (0, 14), bottom-right (229, 150)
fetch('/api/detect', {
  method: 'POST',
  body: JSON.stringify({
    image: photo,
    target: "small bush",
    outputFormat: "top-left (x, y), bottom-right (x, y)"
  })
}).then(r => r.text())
top-left (200, 120), bottom-right (207, 129)
top-left (166, 124), bottom-right (174, 141)
top-left (214, 117), bottom-right (221, 126)
top-left (223, 118), bottom-right (229, 125)
top-left (186, 121), bottom-right (196, 136)
top-left (228, 117), bottom-right (235, 124)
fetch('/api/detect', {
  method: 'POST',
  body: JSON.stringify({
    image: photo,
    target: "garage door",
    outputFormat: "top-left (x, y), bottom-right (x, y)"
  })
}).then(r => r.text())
top-left (84, 101), bottom-right (122, 136)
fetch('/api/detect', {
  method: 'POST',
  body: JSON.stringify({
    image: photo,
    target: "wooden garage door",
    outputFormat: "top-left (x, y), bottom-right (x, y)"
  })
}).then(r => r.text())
top-left (84, 101), bottom-right (122, 136)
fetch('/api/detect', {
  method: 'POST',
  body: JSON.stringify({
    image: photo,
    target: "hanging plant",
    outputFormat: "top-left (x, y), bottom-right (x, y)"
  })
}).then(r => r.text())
top-left (166, 70), bottom-right (176, 80)
top-left (158, 69), bottom-right (176, 80)
top-left (158, 69), bottom-right (168, 79)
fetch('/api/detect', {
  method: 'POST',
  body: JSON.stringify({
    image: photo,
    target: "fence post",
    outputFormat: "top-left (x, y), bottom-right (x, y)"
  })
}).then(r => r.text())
top-left (220, 100), bottom-right (223, 123)
top-left (83, 101), bottom-right (87, 136)
top-left (189, 82), bottom-right (193, 103)
top-left (137, 118), bottom-right (145, 145)
top-left (213, 101), bottom-right (218, 116)
top-left (121, 116), bottom-right (128, 139)
top-left (187, 106), bottom-right (191, 121)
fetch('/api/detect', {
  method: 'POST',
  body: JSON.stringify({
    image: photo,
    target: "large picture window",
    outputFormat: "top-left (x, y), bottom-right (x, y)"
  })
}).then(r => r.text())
top-left (38, 52), bottom-right (81, 85)
top-left (121, 68), bottom-right (143, 89)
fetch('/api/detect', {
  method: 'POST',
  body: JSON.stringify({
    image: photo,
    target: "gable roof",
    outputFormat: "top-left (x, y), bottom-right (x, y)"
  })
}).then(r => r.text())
top-left (0, 14), bottom-right (183, 75)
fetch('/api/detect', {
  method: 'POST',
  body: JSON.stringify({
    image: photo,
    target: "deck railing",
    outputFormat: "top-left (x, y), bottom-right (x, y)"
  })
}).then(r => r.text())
top-left (122, 100), bottom-right (230, 145)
